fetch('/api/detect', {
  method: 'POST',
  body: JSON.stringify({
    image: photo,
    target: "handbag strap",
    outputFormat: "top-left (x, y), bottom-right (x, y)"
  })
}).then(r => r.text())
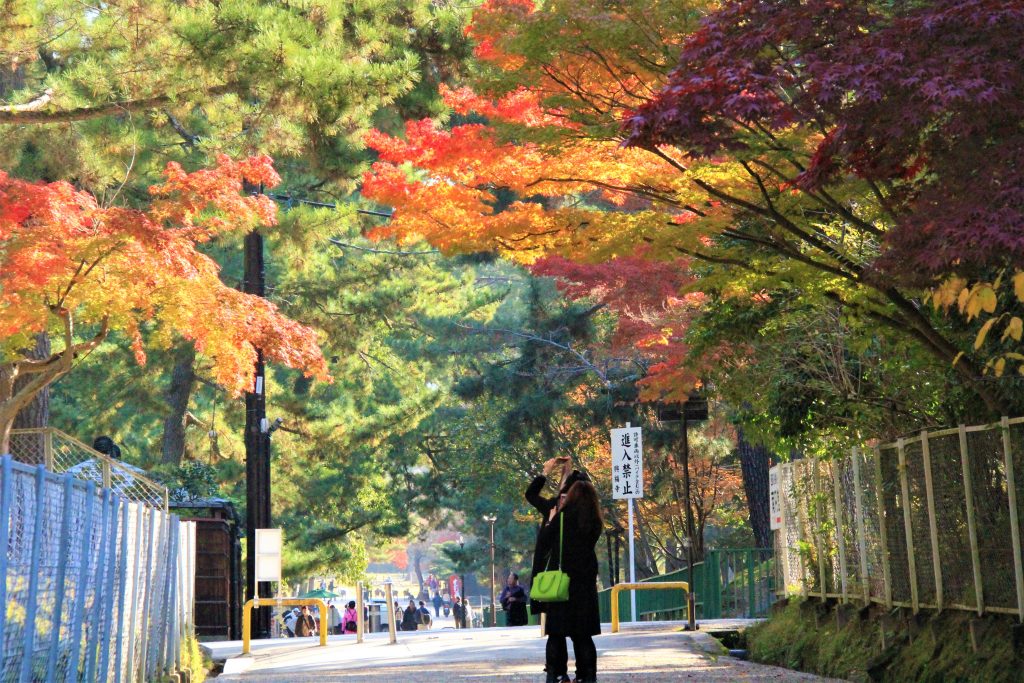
top-left (545, 512), bottom-right (565, 572)
top-left (558, 511), bottom-right (564, 568)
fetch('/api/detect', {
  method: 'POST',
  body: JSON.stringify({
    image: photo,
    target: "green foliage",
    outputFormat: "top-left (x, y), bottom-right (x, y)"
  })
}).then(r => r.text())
top-left (748, 598), bottom-right (1024, 683)
top-left (151, 461), bottom-right (221, 503)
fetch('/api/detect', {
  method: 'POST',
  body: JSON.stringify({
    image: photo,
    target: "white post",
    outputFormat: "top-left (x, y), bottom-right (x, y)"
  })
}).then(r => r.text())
top-left (626, 422), bottom-right (637, 623)
top-left (628, 497), bottom-right (637, 622)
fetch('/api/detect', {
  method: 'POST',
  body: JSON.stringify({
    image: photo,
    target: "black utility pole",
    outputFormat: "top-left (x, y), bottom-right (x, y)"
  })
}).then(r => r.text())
top-left (680, 413), bottom-right (697, 631)
top-left (243, 220), bottom-right (272, 639)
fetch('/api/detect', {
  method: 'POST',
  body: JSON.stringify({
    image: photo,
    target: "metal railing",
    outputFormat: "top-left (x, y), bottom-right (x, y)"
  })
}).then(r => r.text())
top-left (0, 455), bottom-right (195, 682)
top-left (774, 416), bottom-right (1024, 620)
top-left (609, 582), bottom-right (690, 632)
top-left (597, 547), bottom-right (775, 623)
top-left (8, 428), bottom-right (169, 511)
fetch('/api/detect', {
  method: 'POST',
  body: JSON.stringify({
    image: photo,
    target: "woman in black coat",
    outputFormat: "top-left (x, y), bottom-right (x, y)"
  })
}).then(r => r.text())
top-left (525, 458), bottom-right (589, 614)
top-left (535, 480), bottom-right (602, 683)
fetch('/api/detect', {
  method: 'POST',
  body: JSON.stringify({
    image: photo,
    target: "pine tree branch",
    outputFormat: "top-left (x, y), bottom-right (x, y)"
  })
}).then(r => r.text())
top-left (0, 83), bottom-right (239, 125)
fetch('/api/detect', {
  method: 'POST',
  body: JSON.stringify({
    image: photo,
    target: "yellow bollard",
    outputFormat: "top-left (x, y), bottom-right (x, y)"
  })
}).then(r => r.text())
top-left (242, 598), bottom-right (329, 654)
top-left (609, 581), bottom-right (690, 634)
top-left (540, 612), bottom-right (546, 637)
top-left (356, 581), bottom-right (365, 644)
top-left (384, 581), bottom-right (397, 644)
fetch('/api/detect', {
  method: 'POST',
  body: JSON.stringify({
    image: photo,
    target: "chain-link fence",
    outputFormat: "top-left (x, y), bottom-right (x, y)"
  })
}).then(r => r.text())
top-left (774, 416), bottom-right (1024, 619)
top-left (0, 455), bottom-right (195, 682)
top-left (8, 429), bottom-right (168, 511)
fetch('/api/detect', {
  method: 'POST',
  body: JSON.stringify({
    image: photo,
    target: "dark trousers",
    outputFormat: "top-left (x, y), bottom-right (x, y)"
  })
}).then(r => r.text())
top-left (545, 634), bottom-right (597, 681)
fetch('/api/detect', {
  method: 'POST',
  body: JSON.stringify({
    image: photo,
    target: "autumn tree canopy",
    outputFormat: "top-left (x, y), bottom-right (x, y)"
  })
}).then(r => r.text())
top-left (0, 155), bottom-right (328, 450)
top-left (361, 0), bottom-right (1024, 429)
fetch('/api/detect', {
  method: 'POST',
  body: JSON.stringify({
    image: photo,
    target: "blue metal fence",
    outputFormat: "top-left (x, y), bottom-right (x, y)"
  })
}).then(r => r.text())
top-left (0, 455), bottom-right (195, 682)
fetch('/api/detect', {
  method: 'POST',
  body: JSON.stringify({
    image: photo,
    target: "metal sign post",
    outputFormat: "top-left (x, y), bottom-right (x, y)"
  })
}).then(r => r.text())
top-left (611, 423), bottom-right (643, 622)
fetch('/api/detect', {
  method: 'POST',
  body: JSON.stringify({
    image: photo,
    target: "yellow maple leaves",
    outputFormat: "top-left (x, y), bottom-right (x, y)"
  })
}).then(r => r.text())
top-left (932, 269), bottom-right (1024, 376)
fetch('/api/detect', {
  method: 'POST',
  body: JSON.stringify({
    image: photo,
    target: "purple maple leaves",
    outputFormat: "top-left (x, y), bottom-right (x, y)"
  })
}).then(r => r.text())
top-left (625, 0), bottom-right (1024, 277)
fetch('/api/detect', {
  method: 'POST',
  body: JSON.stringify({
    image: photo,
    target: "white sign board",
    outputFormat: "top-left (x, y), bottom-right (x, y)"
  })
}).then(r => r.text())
top-left (255, 528), bottom-right (283, 582)
top-left (769, 466), bottom-right (782, 530)
top-left (611, 426), bottom-right (643, 499)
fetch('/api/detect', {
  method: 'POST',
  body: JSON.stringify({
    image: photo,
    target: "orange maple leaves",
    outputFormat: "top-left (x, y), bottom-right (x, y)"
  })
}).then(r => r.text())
top-left (0, 155), bottom-right (329, 394)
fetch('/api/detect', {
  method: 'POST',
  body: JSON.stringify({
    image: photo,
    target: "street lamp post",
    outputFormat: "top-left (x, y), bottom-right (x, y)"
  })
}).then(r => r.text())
top-left (483, 514), bottom-right (497, 626)
top-left (458, 534), bottom-right (467, 629)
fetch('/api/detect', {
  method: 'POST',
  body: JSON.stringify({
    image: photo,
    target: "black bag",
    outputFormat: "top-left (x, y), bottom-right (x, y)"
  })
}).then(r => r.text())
top-left (345, 620), bottom-right (357, 632)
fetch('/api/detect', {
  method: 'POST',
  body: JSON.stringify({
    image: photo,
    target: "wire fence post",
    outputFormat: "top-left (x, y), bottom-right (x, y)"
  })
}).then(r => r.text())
top-left (43, 429), bottom-right (53, 471)
top-left (125, 504), bottom-right (145, 683)
top-left (68, 482), bottom-right (97, 683)
top-left (810, 461), bottom-right (827, 597)
top-left (137, 507), bottom-right (158, 680)
top-left (84, 489), bottom-right (113, 681)
top-left (832, 460), bottom-right (849, 602)
top-left (959, 425), bottom-right (985, 616)
top-left (851, 448), bottom-right (870, 605)
top-left (872, 447), bottom-right (893, 609)
top-left (0, 457), bottom-right (11, 647)
top-left (45, 475), bottom-right (75, 683)
top-left (1000, 416), bottom-right (1024, 622)
top-left (896, 438), bottom-right (919, 613)
top-left (19, 465), bottom-right (48, 683)
top-left (114, 500), bottom-right (131, 683)
top-left (920, 430), bottom-right (943, 612)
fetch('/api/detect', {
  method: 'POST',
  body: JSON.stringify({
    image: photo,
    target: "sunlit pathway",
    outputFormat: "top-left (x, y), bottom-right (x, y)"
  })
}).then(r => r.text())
top-left (207, 621), bottom-right (842, 682)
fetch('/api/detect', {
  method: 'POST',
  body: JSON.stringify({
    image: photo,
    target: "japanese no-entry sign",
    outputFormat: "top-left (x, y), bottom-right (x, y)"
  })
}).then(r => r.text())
top-left (611, 426), bottom-right (643, 499)
top-left (769, 465), bottom-right (782, 530)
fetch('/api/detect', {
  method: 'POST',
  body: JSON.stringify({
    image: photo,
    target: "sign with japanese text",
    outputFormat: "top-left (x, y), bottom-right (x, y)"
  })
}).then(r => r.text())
top-left (255, 528), bottom-right (283, 582)
top-left (611, 426), bottom-right (643, 499)
top-left (769, 466), bottom-right (782, 530)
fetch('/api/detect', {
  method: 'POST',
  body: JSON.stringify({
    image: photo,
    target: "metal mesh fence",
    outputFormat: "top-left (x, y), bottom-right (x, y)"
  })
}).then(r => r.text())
top-left (0, 456), bottom-right (196, 682)
top-left (775, 417), bottom-right (1024, 618)
top-left (9, 428), bottom-right (168, 511)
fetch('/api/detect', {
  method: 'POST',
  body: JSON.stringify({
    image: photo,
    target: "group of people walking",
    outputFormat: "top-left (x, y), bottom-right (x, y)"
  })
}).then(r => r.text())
top-left (283, 601), bottom-right (360, 637)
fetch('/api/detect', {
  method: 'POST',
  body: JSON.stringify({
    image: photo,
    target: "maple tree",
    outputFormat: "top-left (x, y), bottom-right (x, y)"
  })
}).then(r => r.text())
top-left (623, 0), bottom-right (1024, 399)
top-left (361, 0), bottom-right (1023, 421)
top-left (0, 155), bottom-right (328, 452)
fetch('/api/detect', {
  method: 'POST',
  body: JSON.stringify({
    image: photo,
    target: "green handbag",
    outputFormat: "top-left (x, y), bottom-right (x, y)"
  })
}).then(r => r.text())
top-left (531, 513), bottom-right (570, 602)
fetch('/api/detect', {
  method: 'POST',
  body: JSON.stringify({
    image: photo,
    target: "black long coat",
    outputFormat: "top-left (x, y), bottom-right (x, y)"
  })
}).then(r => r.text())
top-left (525, 475), bottom-right (558, 614)
top-left (536, 504), bottom-right (602, 637)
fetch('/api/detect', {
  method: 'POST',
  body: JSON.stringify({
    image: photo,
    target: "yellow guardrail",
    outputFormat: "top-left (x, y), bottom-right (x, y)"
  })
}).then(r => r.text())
top-left (610, 581), bottom-right (690, 633)
top-left (242, 598), bottom-right (328, 654)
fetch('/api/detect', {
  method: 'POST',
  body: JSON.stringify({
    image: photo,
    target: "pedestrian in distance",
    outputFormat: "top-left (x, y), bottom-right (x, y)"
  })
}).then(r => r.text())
top-left (536, 479), bottom-right (603, 683)
top-left (343, 600), bottom-right (359, 634)
top-left (327, 602), bottom-right (342, 635)
top-left (402, 599), bottom-right (420, 632)
top-left (293, 605), bottom-right (317, 637)
top-left (452, 596), bottom-right (465, 629)
top-left (432, 589), bottom-right (443, 617)
top-left (499, 573), bottom-right (529, 626)
top-left (417, 600), bottom-right (432, 629)
top-left (283, 607), bottom-right (298, 637)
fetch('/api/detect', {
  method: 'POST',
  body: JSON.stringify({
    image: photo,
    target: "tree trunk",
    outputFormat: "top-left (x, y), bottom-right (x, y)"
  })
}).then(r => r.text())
top-left (632, 506), bottom-right (661, 578)
top-left (736, 430), bottom-right (772, 549)
top-left (412, 547), bottom-right (426, 600)
top-left (12, 334), bottom-right (51, 431)
top-left (161, 345), bottom-right (197, 465)
top-left (0, 365), bottom-right (15, 455)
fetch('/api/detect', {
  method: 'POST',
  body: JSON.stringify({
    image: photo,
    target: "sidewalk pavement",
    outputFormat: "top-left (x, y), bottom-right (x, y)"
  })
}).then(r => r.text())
top-left (206, 620), bottom-right (843, 682)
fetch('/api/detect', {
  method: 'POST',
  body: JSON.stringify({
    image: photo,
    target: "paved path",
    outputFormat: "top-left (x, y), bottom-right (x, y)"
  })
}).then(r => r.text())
top-left (207, 621), bottom-right (843, 682)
